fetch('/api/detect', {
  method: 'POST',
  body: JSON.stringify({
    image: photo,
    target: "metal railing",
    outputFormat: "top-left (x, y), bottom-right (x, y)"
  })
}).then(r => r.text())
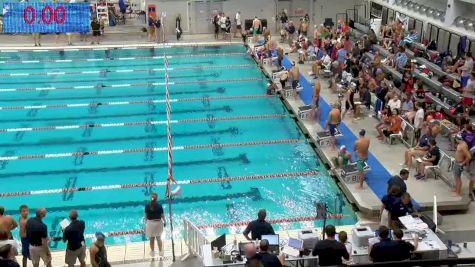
top-left (181, 217), bottom-right (210, 261)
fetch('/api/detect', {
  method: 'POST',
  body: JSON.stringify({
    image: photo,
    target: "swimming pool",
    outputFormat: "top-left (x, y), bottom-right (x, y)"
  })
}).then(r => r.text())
top-left (0, 44), bottom-right (356, 249)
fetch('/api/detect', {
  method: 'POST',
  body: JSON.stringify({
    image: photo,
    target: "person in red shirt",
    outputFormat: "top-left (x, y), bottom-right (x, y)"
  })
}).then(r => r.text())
top-left (401, 72), bottom-right (414, 97)
top-left (383, 109), bottom-right (402, 138)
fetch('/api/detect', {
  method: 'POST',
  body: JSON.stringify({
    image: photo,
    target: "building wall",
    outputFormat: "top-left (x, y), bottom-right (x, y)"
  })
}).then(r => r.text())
top-left (146, 0), bottom-right (362, 35)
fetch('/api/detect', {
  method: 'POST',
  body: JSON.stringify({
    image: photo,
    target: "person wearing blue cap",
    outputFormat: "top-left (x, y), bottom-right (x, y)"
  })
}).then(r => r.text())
top-left (89, 232), bottom-right (110, 267)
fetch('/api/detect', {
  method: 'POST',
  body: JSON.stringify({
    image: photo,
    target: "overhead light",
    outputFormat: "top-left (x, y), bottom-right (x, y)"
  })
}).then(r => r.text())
top-left (464, 19), bottom-right (473, 29)
top-left (455, 16), bottom-right (464, 26)
top-left (427, 8), bottom-right (434, 16)
top-left (408, 2), bottom-right (415, 8)
top-left (414, 4), bottom-right (420, 11)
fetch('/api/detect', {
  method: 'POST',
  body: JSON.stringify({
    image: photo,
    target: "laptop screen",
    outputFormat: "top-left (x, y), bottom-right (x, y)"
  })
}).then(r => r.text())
top-left (288, 238), bottom-right (303, 249)
top-left (261, 234), bottom-right (279, 245)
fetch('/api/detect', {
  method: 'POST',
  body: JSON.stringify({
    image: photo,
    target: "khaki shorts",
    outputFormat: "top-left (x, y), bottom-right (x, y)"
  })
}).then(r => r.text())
top-left (410, 148), bottom-right (426, 158)
top-left (30, 245), bottom-right (51, 266)
top-left (65, 245), bottom-right (86, 266)
top-left (146, 220), bottom-right (164, 237)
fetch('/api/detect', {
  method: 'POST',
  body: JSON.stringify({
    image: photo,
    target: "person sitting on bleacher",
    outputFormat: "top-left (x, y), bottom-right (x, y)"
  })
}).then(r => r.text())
top-left (401, 95), bottom-right (415, 121)
top-left (298, 40), bottom-right (315, 64)
top-left (403, 131), bottom-right (431, 169)
top-left (414, 139), bottom-right (440, 180)
top-left (394, 46), bottom-right (408, 73)
top-left (382, 109), bottom-right (402, 141)
top-left (387, 94), bottom-right (401, 113)
top-left (399, 30), bottom-right (418, 47)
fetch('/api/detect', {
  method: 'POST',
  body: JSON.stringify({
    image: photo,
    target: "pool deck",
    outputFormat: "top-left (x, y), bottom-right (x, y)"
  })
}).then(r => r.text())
top-left (255, 39), bottom-right (475, 235)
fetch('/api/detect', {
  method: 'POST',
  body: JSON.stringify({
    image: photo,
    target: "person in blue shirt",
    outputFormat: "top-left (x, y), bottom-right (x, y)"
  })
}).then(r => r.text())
top-left (387, 169), bottom-right (409, 195)
top-left (403, 133), bottom-right (431, 168)
top-left (395, 46), bottom-right (408, 73)
top-left (390, 193), bottom-right (416, 229)
top-left (336, 45), bottom-right (347, 64)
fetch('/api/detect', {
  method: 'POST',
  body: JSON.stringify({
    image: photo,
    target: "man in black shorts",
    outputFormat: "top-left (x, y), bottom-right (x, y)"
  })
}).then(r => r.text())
top-left (90, 18), bottom-right (101, 45)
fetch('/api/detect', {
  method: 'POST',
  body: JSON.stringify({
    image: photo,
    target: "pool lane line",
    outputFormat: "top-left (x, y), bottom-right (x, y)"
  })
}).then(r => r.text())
top-left (0, 138), bottom-right (302, 161)
top-left (0, 114), bottom-right (286, 133)
top-left (0, 77), bottom-right (263, 92)
top-left (0, 94), bottom-right (271, 111)
top-left (0, 106), bottom-right (233, 123)
top-left (0, 52), bottom-right (247, 64)
top-left (0, 170), bottom-right (317, 197)
top-left (0, 64), bottom-right (255, 77)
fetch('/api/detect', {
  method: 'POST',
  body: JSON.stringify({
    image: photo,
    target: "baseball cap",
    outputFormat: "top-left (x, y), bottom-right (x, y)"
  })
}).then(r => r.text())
top-left (95, 232), bottom-right (106, 240)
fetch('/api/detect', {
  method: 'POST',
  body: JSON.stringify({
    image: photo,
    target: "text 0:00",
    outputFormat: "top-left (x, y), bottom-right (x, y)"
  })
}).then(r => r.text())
top-left (23, 5), bottom-right (67, 25)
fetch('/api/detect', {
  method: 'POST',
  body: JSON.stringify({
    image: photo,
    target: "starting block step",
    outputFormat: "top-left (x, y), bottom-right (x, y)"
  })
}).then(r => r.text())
top-left (316, 128), bottom-right (342, 146)
top-left (338, 162), bottom-right (371, 184)
top-left (298, 105), bottom-right (313, 119)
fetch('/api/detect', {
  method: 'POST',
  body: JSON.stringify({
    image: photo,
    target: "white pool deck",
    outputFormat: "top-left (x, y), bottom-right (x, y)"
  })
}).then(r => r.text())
top-left (2, 34), bottom-right (475, 266)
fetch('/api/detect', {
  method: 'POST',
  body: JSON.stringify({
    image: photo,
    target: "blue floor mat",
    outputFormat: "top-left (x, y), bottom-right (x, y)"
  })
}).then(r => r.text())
top-left (281, 57), bottom-right (420, 208)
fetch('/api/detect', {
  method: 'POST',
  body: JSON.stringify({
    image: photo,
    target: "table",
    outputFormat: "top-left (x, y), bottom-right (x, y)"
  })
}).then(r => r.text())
top-left (203, 255), bottom-right (319, 267)
top-left (350, 228), bottom-right (448, 264)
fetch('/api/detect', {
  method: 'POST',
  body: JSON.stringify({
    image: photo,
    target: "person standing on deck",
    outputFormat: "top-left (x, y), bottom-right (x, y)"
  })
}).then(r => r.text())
top-left (355, 129), bottom-right (370, 189)
top-left (144, 192), bottom-right (166, 257)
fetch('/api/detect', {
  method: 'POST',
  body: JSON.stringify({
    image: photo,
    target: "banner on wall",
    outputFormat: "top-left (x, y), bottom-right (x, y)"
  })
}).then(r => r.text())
top-left (2, 2), bottom-right (90, 33)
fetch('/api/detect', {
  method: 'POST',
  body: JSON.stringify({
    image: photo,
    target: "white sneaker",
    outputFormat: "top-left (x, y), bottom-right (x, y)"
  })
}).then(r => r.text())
top-left (159, 250), bottom-right (164, 257)
top-left (149, 251), bottom-right (156, 257)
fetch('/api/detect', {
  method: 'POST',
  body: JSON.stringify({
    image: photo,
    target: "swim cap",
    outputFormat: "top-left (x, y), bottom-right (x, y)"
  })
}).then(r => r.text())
top-left (340, 145), bottom-right (346, 151)
top-left (359, 129), bottom-right (366, 136)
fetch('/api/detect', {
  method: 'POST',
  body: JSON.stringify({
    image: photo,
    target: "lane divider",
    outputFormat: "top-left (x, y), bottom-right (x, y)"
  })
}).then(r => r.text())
top-left (0, 52), bottom-right (247, 64)
top-left (0, 139), bottom-right (302, 161)
top-left (0, 77), bottom-right (263, 93)
top-left (0, 114), bottom-right (287, 133)
top-left (0, 64), bottom-right (254, 77)
top-left (0, 170), bottom-right (317, 197)
top-left (79, 214), bottom-right (345, 239)
top-left (0, 94), bottom-right (272, 111)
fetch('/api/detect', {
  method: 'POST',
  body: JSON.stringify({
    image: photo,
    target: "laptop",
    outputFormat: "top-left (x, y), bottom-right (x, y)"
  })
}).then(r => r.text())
top-left (282, 238), bottom-right (303, 258)
top-left (261, 234), bottom-right (280, 254)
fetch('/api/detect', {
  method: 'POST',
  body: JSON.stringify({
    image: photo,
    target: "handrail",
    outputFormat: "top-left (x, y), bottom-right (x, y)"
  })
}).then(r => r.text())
top-left (399, 116), bottom-right (416, 147)
top-left (181, 218), bottom-right (210, 261)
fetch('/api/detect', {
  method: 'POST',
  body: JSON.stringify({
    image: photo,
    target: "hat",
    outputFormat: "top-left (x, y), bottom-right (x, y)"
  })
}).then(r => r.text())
top-left (340, 145), bottom-right (346, 151)
top-left (95, 232), bottom-right (106, 240)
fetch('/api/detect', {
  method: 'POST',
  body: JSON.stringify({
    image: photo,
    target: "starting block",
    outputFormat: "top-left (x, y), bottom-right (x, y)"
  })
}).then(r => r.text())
top-left (298, 105), bottom-right (313, 119)
top-left (272, 70), bottom-right (287, 80)
top-left (315, 128), bottom-right (342, 147)
top-left (339, 162), bottom-right (371, 184)
top-left (283, 86), bottom-right (303, 98)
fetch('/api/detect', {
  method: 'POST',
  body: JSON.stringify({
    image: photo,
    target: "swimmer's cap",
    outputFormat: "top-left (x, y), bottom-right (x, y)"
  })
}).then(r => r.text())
top-left (95, 232), bottom-right (106, 240)
top-left (359, 129), bottom-right (366, 136)
top-left (340, 145), bottom-right (346, 151)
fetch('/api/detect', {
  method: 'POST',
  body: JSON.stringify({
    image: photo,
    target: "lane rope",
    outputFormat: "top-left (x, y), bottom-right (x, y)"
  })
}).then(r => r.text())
top-left (0, 94), bottom-right (272, 111)
top-left (0, 64), bottom-right (254, 77)
top-left (0, 52), bottom-right (247, 65)
top-left (0, 170), bottom-right (318, 197)
top-left (0, 77), bottom-right (263, 93)
top-left (0, 139), bottom-right (302, 161)
top-left (0, 114), bottom-right (287, 133)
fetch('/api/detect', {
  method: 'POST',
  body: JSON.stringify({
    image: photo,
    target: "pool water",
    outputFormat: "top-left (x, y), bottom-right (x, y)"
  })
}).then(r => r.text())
top-left (0, 44), bottom-right (356, 249)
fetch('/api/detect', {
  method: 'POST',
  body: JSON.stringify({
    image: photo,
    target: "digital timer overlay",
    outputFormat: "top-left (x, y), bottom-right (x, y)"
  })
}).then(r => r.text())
top-left (2, 2), bottom-right (90, 33)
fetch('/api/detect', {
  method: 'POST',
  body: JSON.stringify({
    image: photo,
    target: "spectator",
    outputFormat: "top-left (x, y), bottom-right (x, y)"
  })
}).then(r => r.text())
top-left (414, 139), bottom-right (440, 180)
top-left (312, 225), bottom-right (349, 266)
top-left (390, 193), bottom-right (416, 228)
top-left (0, 230), bottom-right (18, 261)
top-left (18, 205), bottom-right (29, 267)
top-left (395, 46), bottom-right (408, 72)
top-left (0, 207), bottom-right (17, 240)
top-left (243, 209), bottom-right (275, 241)
top-left (382, 109), bottom-right (402, 140)
top-left (90, 232), bottom-right (110, 267)
top-left (412, 102), bottom-right (425, 134)
top-left (336, 44), bottom-right (347, 65)
top-left (387, 169), bottom-right (409, 194)
top-left (258, 239), bottom-right (284, 267)
top-left (145, 192), bottom-right (166, 257)
top-left (375, 106), bottom-right (391, 139)
top-left (458, 52), bottom-right (473, 88)
top-left (387, 94), bottom-right (401, 113)
top-left (62, 210), bottom-right (86, 267)
top-left (0, 244), bottom-right (20, 267)
top-left (463, 73), bottom-right (475, 111)
top-left (26, 208), bottom-right (51, 267)
top-left (234, 11), bottom-right (242, 38)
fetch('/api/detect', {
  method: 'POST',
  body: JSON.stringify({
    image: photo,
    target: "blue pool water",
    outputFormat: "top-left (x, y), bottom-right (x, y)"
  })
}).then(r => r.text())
top-left (0, 44), bottom-right (356, 249)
